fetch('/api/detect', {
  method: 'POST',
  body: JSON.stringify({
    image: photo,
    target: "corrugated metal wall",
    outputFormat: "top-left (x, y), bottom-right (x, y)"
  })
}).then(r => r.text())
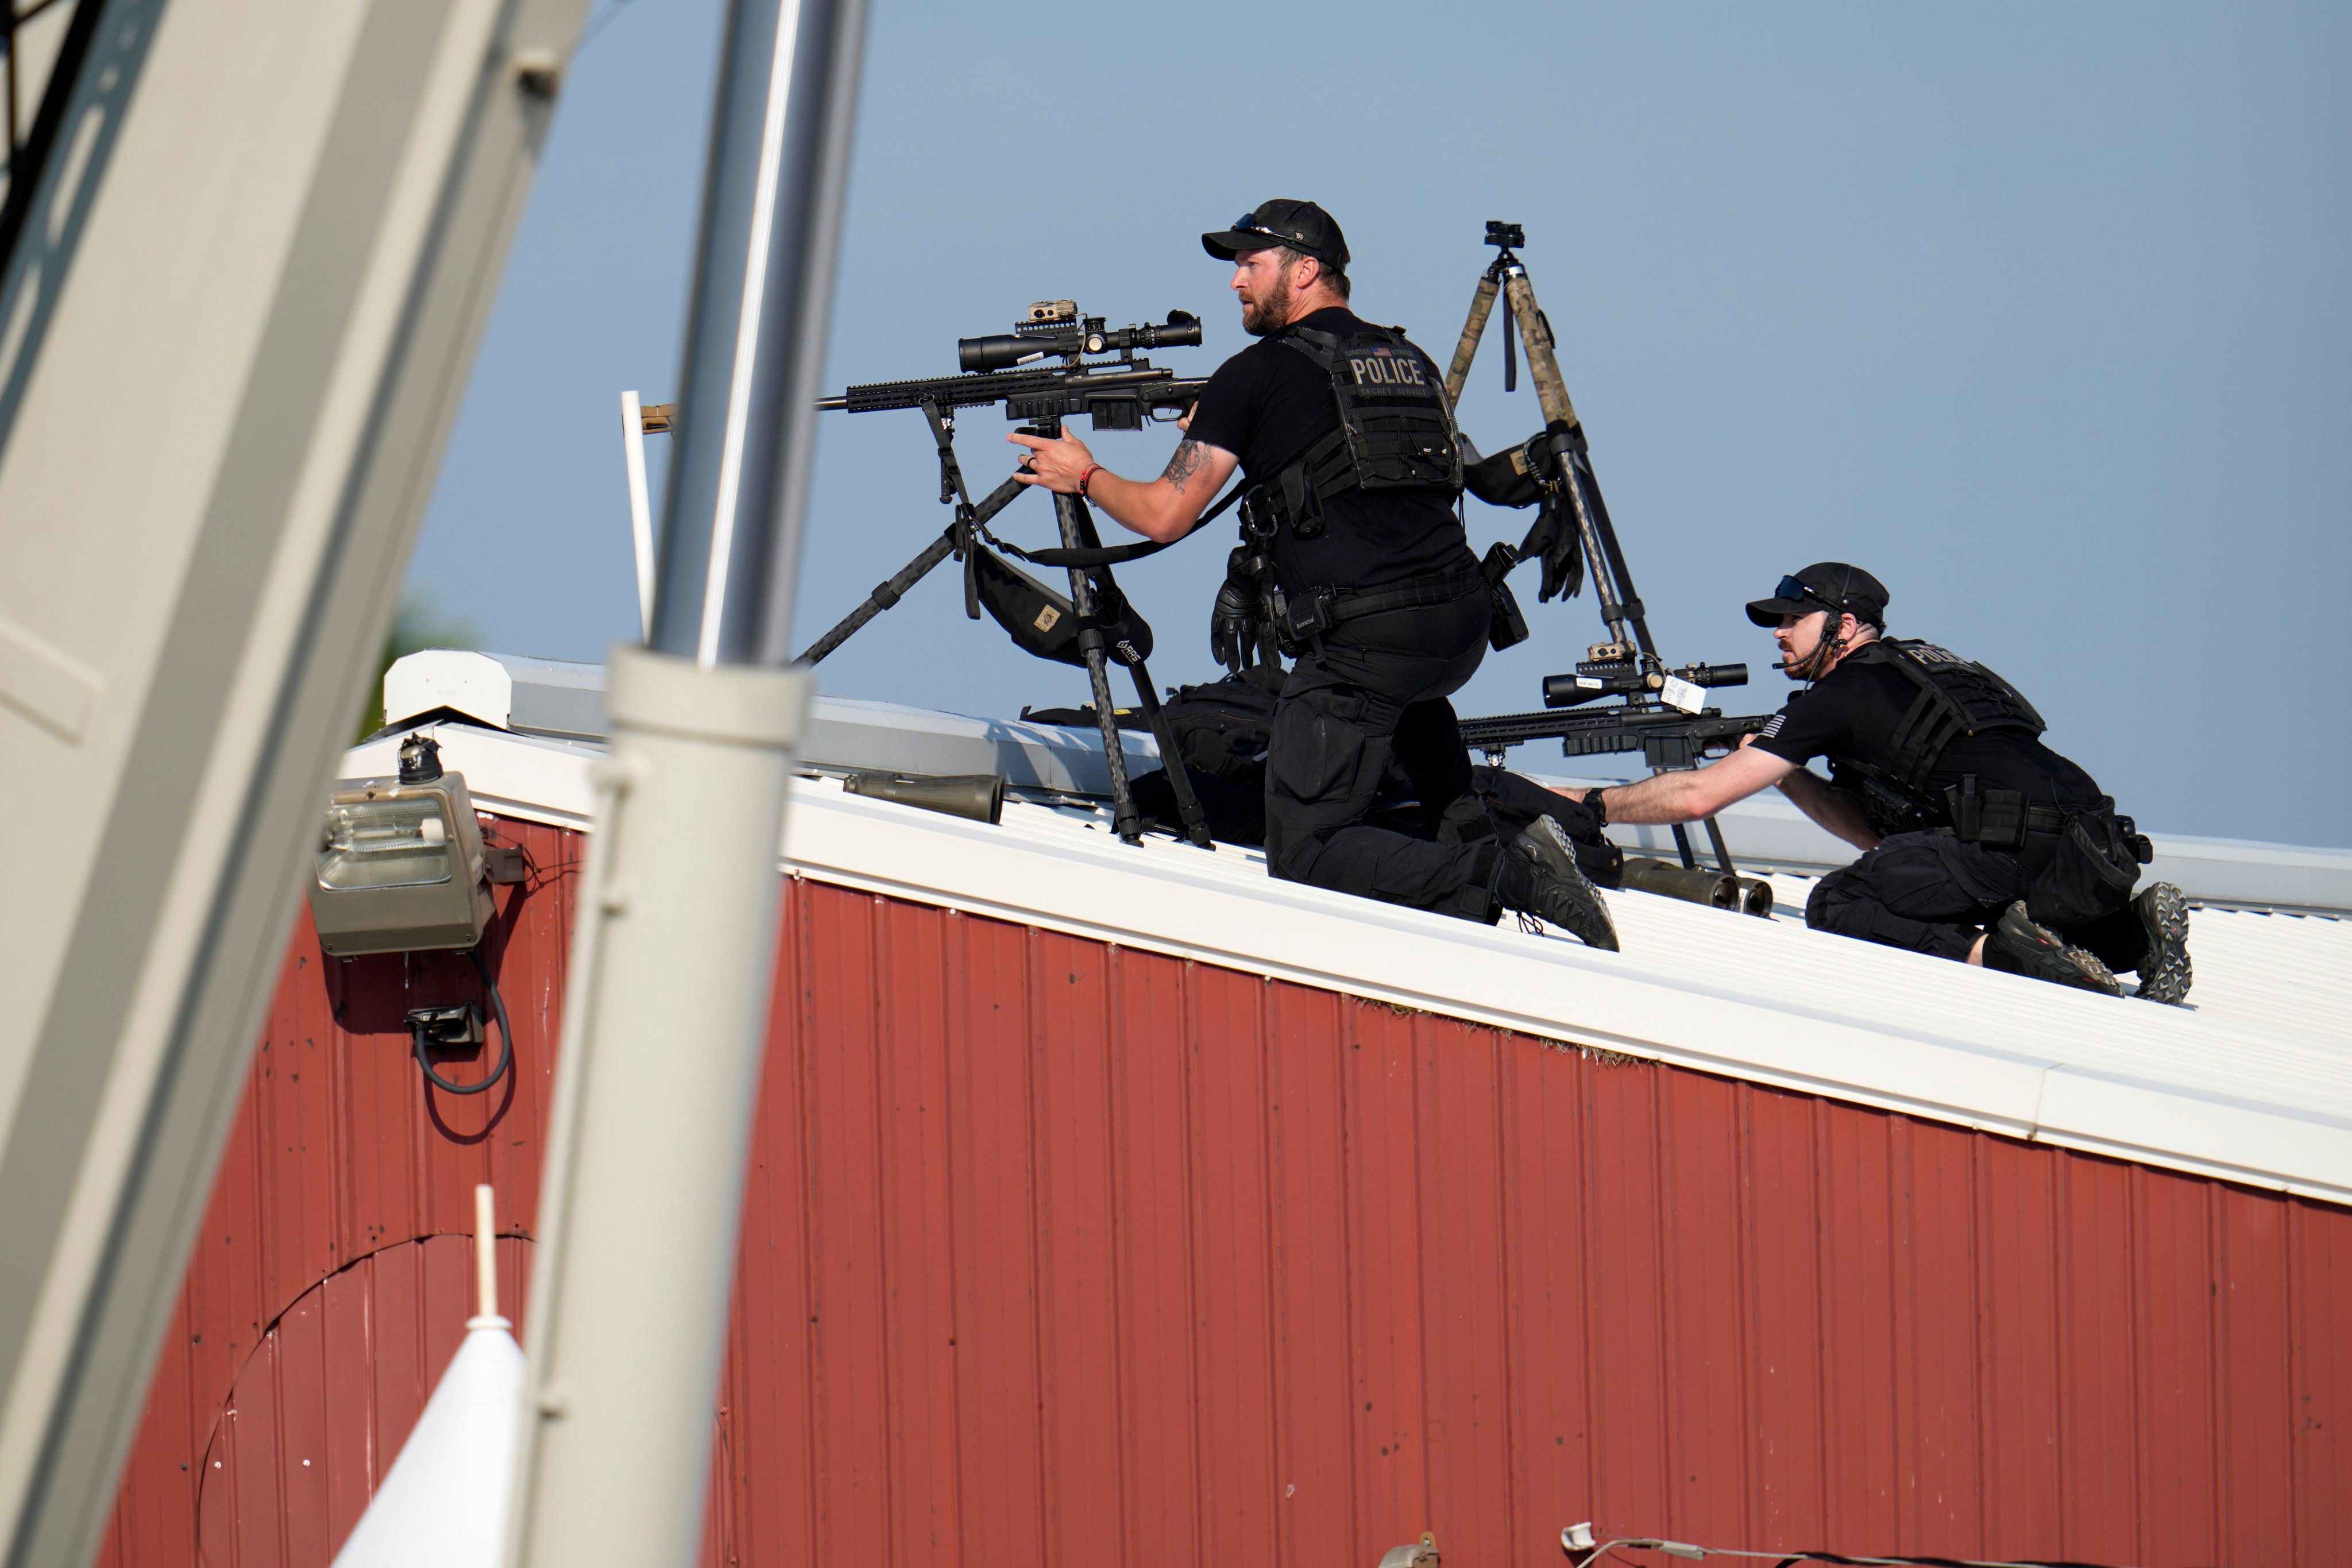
top-left (103, 821), bottom-right (2351, 1567)
top-left (96, 818), bottom-right (574, 1566)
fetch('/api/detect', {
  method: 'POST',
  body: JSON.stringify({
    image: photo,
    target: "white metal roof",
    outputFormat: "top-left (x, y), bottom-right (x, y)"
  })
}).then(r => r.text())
top-left (379, 650), bottom-right (2352, 912)
top-left (344, 699), bottom-right (2352, 1207)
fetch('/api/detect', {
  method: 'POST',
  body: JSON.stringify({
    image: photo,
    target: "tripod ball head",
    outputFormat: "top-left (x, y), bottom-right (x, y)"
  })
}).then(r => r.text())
top-left (1485, 220), bottom-right (1525, 250)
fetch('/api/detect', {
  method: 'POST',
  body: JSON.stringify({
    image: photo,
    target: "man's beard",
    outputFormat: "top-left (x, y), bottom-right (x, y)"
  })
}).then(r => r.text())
top-left (1241, 271), bottom-right (1293, 337)
top-left (1778, 626), bottom-right (1848, 682)
top-left (1778, 642), bottom-right (1829, 682)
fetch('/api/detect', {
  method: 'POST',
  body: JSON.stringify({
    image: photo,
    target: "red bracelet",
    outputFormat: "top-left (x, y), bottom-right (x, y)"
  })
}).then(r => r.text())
top-left (1076, 463), bottom-right (1104, 498)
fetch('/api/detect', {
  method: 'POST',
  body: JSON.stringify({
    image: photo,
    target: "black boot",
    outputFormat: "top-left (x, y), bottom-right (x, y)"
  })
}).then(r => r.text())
top-left (1494, 818), bottom-right (1620, 951)
top-left (2130, 882), bottom-right (2193, 1005)
top-left (1983, 902), bottom-right (2122, 996)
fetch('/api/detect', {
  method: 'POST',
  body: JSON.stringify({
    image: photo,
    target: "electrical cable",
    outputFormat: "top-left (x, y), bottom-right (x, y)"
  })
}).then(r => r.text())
top-left (411, 947), bottom-right (514, 1097)
top-left (1570, 1532), bottom-right (2142, 1568)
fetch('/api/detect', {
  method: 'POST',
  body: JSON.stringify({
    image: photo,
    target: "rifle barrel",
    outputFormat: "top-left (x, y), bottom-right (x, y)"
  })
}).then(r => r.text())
top-left (1458, 704), bottom-right (1770, 758)
top-left (816, 363), bottom-right (1206, 421)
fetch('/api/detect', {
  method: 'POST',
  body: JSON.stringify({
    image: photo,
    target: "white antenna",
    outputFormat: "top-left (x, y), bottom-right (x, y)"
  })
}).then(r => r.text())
top-left (329, 1179), bottom-right (523, 1567)
top-left (619, 389), bottom-right (656, 639)
top-left (473, 1183), bottom-right (498, 1322)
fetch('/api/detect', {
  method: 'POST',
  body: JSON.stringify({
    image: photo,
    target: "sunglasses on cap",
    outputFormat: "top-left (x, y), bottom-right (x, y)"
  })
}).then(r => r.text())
top-left (1228, 214), bottom-right (1327, 258)
top-left (1774, 575), bottom-right (1836, 608)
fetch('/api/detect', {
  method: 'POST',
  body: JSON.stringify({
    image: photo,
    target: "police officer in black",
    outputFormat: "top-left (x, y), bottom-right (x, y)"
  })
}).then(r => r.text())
top-left (1011, 199), bottom-right (1616, 948)
top-left (1562, 563), bottom-right (2191, 999)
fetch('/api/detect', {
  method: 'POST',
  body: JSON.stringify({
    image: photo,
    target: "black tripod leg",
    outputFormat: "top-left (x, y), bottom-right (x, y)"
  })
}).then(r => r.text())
top-left (1671, 822), bottom-right (1698, 870)
top-left (1700, 814), bottom-right (1737, 876)
top-left (1121, 658), bottom-right (1213, 848)
top-left (1573, 454), bottom-right (1660, 659)
top-left (794, 528), bottom-right (958, 665)
top-left (1054, 491), bottom-right (1143, 843)
top-left (793, 475), bottom-right (1027, 666)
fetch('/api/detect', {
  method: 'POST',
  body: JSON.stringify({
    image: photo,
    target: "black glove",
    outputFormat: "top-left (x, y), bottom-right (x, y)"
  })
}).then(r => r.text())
top-left (1516, 495), bottom-right (1585, 603)
top-left (1211, 546), bottom-right (1270, 674)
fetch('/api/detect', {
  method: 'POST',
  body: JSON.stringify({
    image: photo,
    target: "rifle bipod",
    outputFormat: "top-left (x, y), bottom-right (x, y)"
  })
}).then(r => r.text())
top-left (1447, 220), bottom-right (1740, 878)
top-left (790, 404), bottom-right (1214, 851)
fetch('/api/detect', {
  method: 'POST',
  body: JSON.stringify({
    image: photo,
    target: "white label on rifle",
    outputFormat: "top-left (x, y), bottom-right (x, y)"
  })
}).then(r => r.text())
top-left (1660, 675), bottom-right (1705, 714)
top-left (1575, 675), bottom-right (1601, 688)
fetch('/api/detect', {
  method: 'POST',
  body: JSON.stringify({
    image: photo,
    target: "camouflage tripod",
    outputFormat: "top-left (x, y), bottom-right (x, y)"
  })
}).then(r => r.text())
top-left (1447, 221), bottom-right (1739, 876)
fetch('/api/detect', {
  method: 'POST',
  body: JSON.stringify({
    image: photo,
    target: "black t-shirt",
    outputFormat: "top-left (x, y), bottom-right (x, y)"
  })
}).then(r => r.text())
top-left (1751, 650), bottom-right (2106, 809)
top-left (1184, 307), bottom-right (1473, 596)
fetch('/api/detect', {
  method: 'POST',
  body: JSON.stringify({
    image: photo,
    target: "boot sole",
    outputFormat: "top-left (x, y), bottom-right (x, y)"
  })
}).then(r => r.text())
top-left (2133, 882), bottom-right (2193, 1005)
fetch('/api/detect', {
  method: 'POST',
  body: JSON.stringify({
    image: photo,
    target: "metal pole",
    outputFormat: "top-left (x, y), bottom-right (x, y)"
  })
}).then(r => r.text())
top-left (620, 389), bottom-right (656, 639)
top-left (650, 0), bottom-right (862, 670)
top-left (506, 0), bottom-right (867, 1564)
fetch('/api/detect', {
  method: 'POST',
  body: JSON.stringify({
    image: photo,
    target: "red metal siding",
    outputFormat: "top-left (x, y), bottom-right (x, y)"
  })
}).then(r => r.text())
top-left (188, 1234), bottom-right (532, 1566)
top-left (104, 822), bottom-right (2351, 1567)
top-left (96, 818), bottom-right (574, 1567)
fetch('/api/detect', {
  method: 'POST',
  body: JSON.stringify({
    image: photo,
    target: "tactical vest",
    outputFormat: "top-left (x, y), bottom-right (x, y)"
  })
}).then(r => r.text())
top-left (1238, 323), bottom-right (1463, 540)
top-left (1826, 639), bottom-right (2048, 838)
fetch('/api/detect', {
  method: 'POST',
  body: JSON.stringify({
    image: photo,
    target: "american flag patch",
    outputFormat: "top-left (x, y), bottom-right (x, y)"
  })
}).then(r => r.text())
top-left (1760, 714), bottom-right (1786, 739)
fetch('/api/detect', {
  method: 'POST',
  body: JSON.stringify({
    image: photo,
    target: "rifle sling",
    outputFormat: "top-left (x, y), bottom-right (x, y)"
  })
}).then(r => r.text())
top-left (1001, 481), bottom-right (1244, 569)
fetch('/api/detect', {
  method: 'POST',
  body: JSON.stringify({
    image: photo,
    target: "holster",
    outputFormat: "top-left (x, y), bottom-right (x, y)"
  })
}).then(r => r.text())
top-left (2026, 802), bottom-right (2146, 930)
top-left (1480, 540), bottom-right (1528, 651)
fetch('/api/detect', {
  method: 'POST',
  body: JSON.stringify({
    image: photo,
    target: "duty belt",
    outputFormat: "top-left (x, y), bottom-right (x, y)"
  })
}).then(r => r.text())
top-left (1275, 564), bottom-right (1486, 652)
top-left (1939, 775), bottom-right (2068, 852)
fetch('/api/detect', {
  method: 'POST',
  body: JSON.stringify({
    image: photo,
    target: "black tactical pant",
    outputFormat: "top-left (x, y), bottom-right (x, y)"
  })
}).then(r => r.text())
top-left (1262, 588), bottom-right (1496, 921)
top-left (1806, 831), bottom-right (2150, 974)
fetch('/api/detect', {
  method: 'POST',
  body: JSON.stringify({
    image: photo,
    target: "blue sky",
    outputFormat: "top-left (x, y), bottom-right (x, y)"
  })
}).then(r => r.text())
top-left (410, 0), bottom-right (2350, 846)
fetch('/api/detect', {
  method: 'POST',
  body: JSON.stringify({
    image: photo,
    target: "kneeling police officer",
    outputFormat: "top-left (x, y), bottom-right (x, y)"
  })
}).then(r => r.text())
top-left (1011, 199), bottom-right (1615, 948)
top-left (1565, 563), bottom-right (2191, 999)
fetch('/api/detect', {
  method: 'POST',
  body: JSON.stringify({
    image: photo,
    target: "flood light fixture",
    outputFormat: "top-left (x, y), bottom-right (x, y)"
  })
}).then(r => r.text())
top-left (307, 733), bottom-right (494, 957)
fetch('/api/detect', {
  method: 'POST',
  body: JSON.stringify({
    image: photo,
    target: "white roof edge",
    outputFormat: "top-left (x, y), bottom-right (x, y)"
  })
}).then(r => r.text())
top-left (370, 650), bottom-right (2352, 914)
top-left (339, 722), bottom-right (2352, 1208)
top-left (379, 648), bottom-right (1154, 795)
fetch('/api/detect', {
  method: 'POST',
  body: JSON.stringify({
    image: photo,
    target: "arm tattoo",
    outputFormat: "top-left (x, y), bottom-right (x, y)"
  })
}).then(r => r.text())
top-left (1160, 438), bottom-right (1206, 494)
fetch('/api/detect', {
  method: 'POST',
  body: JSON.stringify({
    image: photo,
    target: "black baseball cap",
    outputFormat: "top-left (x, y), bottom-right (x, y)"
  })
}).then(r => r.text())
top-left (1202, 199), bottom-right (1350, 272)
top-left (1745, 562), bottom-right (1889, 628)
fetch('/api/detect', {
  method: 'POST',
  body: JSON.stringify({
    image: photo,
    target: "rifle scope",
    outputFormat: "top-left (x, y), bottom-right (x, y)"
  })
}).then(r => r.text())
top-left (959, 308), bottom-right (1203, 373)
top-left (1543, 662), bottom-right (1748, 710)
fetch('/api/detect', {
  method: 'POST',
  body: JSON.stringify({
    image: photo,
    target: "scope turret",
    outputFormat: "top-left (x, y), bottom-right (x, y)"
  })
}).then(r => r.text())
top-left (959, 308), bottom-right (1202, 373)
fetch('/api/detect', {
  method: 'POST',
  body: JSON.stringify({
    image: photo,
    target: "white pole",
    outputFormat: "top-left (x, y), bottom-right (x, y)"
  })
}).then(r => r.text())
top-left (506, 650), bottom-right (806, 1568)
top-left (505, 0), bottom-right (866, 1562)
top-left (620, 390), bottom-right (656, 640)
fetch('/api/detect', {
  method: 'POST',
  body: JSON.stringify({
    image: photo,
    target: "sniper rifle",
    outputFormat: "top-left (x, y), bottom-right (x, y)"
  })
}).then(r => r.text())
top-left (816, 300), bottom-right (1207, 430)
top-left (1457, 682), bottom-right (1768, 773)
top-left (798, 300), bottom-right (1219, 851)
top-left (1459, 658), bottom-right (1761, 769)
